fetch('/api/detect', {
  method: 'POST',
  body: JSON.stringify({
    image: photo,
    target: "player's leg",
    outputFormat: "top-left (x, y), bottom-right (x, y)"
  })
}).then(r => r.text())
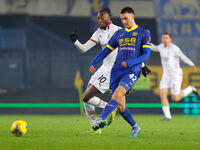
top-left (170, 72), bottom-right (198, 102)
top-left (82, 67), bottom-right (112, 133)
top-left (171, 86), bottom-right (198, 101)
top-left (159, 73), bottom-right (171, 120)
top-left (83, 103), bottom-right (101, 135)
top-left (118, 96), bottom-right (140, 137)
top-left (117, 73), bottom-right (141, 137)
top-left (160, 88), bottom-right (171, 120)
top-left (82, 83), bottom-right (102, 134)
top-left (93, 72), bottom-right (141, 137)
top-left (83, 83), bottom-right (108, 134)
top-left (84, 67), bottom-right (110, 108)
top-left (92, 85), bottom-right (126, 131)
top-left (83, 83), bottom-right (107, 108)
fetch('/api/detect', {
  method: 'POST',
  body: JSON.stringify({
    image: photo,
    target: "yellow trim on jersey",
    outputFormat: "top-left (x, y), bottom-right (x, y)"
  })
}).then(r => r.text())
top-left (107, 44), bottom-right (114, 51)
top-left (125, 25), bottom-right (138, 32)
top-left (120, 82), bottom-right (130, 89)
top-left (142, 45), bottom-right (151, 48)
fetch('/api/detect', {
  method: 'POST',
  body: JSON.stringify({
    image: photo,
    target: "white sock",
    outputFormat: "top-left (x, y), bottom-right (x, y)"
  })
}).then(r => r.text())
top-left (87, 96), bottom-right (107, 109)
top-left (162, 106), bottom-right (172, 119)
top-left (182, 85), bottom-right (193, 97)
top-left (84, 103), bottom-right (97, 126)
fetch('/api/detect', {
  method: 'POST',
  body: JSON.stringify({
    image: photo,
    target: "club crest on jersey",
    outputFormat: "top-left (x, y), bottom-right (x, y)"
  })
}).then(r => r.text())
top-left (132, 32), bottom-right (137, 36)
top-left (109, 89), bottom-right (113, 94)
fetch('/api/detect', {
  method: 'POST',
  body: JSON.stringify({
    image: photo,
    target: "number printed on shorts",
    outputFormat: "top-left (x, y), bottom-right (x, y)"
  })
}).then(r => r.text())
top-left (98, 75), bottom-right (107, 86)
top-left (129, 74), bottom-right (137, 82)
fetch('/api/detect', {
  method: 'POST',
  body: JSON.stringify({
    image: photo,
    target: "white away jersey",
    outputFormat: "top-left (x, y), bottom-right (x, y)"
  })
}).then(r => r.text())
top-left (151, 43), bottom-right (194, 73)
top-left (90, 22), bottom-right (121, 67)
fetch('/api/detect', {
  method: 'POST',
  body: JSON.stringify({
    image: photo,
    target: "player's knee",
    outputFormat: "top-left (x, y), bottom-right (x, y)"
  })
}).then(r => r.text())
top-left (82, 92), bottom-right (89, 102)
top-left (159, 92), bottom-right (166, 99)
top-left (117, 103), bottom-right (125, 112)
top-left (112, 92), bottom-right (123, 101)
top-left (171, 95), bottom-right (180, 102)
top-left (113, 89), bottom-right (126, 100)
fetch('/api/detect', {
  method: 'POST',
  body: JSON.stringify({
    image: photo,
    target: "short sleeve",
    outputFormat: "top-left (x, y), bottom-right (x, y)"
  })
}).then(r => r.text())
top-left (107, 30), bottom-right (119, 50)
top-left (142, 29), bottom-right (151, 48)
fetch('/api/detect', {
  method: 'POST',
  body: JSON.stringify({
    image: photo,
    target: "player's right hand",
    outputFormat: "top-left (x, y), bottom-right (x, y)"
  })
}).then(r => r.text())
top-left (121, 61), bottom-right (127, 67)
top-left (142, 66), bottom-right (151, 77)
top-left (89, 65), bottom-right (96, 73)
top-left (69, 31), bottom-right (77, 42)
top-left (191, 65), bottom-right (197, 72)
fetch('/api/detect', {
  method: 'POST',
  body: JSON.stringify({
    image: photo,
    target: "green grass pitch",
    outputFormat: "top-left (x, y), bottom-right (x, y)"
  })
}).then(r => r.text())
top-left (0, 115), bottom-right (200, 150)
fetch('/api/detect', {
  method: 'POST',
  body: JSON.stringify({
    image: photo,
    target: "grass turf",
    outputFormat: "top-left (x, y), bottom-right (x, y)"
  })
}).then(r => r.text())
top-left (0, 115), bottom-right (200, 150)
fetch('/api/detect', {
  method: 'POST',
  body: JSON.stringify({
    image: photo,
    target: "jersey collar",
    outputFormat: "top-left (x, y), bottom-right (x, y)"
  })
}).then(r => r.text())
top-left (164, 42), bottom-right (172, 48)
top-left (125, 25), bottom-right (138, 32)
top-left (106, 21), bottom-right (112, 30)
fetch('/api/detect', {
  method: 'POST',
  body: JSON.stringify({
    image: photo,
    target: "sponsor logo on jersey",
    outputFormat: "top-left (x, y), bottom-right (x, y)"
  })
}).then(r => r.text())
top-left (132, 32), bottom-right (138, 36)
top-left (107, 104), bottom-right (114, 107)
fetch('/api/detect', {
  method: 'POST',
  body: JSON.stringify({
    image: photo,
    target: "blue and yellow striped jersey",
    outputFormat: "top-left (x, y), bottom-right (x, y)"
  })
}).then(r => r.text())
top-left (107, 25), bottom-right (151, 69)
top-left (106, 25), bottom-right (151, 84)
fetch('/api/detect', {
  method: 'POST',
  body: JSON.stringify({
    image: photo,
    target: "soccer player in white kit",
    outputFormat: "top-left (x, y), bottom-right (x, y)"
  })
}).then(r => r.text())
top-left (151, 33), bottom-right (198, 120)
top-left (69, 8), bottom-right (151, 134)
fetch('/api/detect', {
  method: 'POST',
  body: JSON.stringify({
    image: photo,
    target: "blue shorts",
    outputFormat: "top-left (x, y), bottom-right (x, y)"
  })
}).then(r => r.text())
top-left (109, 71), bottom-right (140, 95)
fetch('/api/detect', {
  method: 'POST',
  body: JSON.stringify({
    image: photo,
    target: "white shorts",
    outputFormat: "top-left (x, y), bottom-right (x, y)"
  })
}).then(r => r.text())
top-left (89, 65), bottom-right (112, 93)
top-left (159, 70), bottom-right (183, 95)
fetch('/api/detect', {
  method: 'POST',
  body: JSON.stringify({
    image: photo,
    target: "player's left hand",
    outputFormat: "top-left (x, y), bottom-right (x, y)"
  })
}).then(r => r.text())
top-left (142, 66), bottom-right (151, 77)
top-left (89, 65), bottom-right (96, 73)
top-left (121, 61), bottom-right (127, 67)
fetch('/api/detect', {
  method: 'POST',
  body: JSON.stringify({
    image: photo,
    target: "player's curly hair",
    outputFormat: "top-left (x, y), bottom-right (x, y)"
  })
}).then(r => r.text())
top-left (100, 8), bottom-right (112, 17)
top-left (120, 7), bottom-right (135, 15)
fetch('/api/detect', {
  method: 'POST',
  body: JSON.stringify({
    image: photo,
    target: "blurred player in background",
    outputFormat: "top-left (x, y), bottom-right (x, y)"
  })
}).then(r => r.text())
top-left (89, 7), bottom-right (151, 137)
top-left (69, 8), bottom-right (151, 135)
top-left (151, 33), bottom-right (198, 121)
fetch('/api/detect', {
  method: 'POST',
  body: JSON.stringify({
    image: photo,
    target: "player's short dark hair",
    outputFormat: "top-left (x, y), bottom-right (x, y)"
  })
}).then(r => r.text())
top-left (162, 32), bottom-right (172, 38)
top-left (120, 7), bottom-right (135, 15)
top-left (100, 8), bottom-right (111, 17)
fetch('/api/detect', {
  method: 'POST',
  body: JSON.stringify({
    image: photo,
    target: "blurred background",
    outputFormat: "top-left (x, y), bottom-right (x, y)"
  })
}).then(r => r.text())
top-left (0, 0), bottom-right (199, 115)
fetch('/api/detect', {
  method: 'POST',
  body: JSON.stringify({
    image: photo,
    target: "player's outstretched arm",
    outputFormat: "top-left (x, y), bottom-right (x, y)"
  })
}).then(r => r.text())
top-left (150, 43), bottom-right (159, 51)
top-left (180, 54), bottom-right (195, 67)
top-left (89, 47), bottom-right (113, 72)
top-left (69, 31), bottom-right (96, 53)
top-left (74, 40), bottom-right (96, 53)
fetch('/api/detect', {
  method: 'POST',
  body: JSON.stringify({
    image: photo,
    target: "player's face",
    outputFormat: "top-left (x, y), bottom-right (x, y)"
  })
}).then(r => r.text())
top-left (162, 34), bottom-right (172, 47)
top-left (120, 13), bottom-right (135, 29)
top-left (97, 11), bottom-right (111, 29)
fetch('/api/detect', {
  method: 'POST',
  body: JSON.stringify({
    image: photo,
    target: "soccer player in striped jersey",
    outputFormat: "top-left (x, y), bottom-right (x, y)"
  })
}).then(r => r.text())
top-left (151, 33), bottom-right (198, 121)
top-left (89, 7), bottom-right (151, 137)
top-left (69, 8), bottom-right (151, 135)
